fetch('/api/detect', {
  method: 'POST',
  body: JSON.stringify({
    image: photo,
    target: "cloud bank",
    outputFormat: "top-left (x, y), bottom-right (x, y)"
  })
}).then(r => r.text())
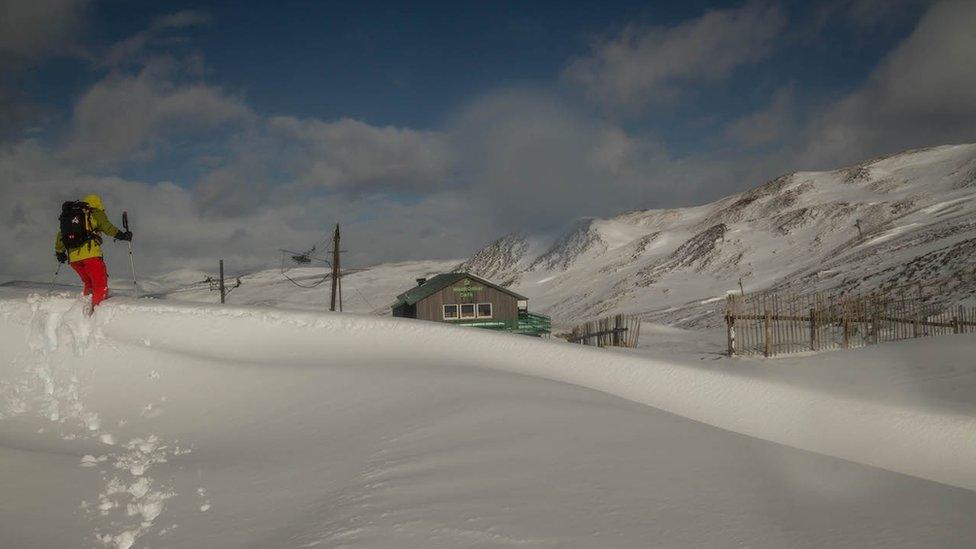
top-left (2, 1), bottom-right (975, 282)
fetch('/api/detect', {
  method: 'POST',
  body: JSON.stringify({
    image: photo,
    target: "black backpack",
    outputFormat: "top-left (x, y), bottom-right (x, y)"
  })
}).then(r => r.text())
top-left (59, 201), bottom-right (94, 249)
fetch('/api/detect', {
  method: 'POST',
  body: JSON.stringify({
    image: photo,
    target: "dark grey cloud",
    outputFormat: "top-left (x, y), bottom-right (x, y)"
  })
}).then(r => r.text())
top-left (814, 0), bottom-right (934, 31)
top-left (0, 0), bottom-right (90, 61)
top-left (0, 0), bottom-right (90, 142)
top-left (724, 86), bottom-right (795, 147)
top-left (798, 0), bottom-right (976, 168)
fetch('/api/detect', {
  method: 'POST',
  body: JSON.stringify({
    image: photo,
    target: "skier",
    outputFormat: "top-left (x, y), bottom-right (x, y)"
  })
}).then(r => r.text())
top-left (54, 194), bottom-right (132, 311)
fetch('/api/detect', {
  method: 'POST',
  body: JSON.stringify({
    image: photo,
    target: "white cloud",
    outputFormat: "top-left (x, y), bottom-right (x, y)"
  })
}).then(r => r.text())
top-left (100, 9), bottom-right (210, 68)
top-left (61, 58), bottom-right (252, 166)
top-left (563, 0), bottom-right (786, 111)
top-left (446, 89), bottom-right (732, 231)
top-left (0, 142), bottom-right (467, 280)
top-left (267, 116), bottom-right (451, 191)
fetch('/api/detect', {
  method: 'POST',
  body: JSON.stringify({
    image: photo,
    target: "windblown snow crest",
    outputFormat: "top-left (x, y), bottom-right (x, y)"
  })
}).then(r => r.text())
top-left (9, 296), bottom-right (972, 492)
top-left (3, 294), bottom-right (976, 547)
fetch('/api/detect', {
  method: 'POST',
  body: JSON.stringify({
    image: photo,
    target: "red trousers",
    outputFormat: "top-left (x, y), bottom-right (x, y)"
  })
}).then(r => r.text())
top-left (70, 257), bottom-right (109, 307)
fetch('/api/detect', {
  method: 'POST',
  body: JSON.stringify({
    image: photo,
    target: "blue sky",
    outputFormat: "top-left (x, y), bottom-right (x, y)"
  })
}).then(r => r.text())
top-left (25, 1), bottom-right (922, 130)
top-left (2, 0), bottom-right (975, 276)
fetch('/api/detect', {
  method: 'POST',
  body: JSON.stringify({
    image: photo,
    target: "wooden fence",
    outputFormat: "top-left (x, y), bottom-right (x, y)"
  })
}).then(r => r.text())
top-left (726, 291), bottom-right (976, 357)
top-left (569, 314), bottom-right (641, 348)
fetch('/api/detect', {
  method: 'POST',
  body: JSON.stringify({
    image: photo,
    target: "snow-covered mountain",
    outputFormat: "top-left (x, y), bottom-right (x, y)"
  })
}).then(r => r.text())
top-left (459, 144), bottom-right (976, 327)
top-left (105, 144), bottom-right (976, 331)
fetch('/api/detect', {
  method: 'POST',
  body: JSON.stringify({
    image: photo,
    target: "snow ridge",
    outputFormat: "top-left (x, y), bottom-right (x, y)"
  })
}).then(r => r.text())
top-left (8, 296), bottom-right (975, 491)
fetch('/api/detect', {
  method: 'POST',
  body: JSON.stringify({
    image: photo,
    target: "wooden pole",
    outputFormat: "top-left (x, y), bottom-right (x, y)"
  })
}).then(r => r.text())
top-left (219, 259), bottom-right (226, 304)
top-left (871, 295), bottom-right (880, 345)
top-left (764, 308), bottom-right (772, 358)
top-left (912, 297), bottom-right (920, 338)
top-left (809, 307), bottom-right (817, 352)
top-left (842, 296), bottom-right (851, 349)
top-left (330, 223), bottom-right (340, 312)
top-left (726, 296), bottom-right (736, 356)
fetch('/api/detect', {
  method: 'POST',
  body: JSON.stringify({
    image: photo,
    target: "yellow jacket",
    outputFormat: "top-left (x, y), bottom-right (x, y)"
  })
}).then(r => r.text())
top-left (54, 194), bottom-right (122, 263)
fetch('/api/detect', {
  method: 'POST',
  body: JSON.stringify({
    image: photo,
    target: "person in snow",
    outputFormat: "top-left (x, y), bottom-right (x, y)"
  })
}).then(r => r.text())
top-left (54, 194), bottom-right (132, 309)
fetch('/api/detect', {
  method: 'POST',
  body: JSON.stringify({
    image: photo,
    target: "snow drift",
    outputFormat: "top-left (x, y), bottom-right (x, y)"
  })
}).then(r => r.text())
top-left (99, 299), bottom-right (976, 491)
top-left (2, 292), bottom-right (976, 547)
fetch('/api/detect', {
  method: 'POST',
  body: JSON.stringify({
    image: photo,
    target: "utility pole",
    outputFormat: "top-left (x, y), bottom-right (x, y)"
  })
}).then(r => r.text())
top-left (330, 223), bottom-right (342, 312)
top-left (219, 259), bottom-right (226, 304)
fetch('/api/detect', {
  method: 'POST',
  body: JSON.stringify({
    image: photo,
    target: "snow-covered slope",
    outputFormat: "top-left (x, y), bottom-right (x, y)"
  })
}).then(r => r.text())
top-left (2, 291), bottom-right (976, 548)
top-left (460, 144), bottom-right (976, 328)
top-left (136, 259), bottom-right (461, 315)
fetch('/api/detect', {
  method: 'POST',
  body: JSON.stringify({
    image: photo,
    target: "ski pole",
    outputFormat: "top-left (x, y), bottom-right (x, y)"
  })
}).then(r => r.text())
top-left (49, 263), bottom-right (62, 295)
top-left (123, 211), bottom-right (137, 289)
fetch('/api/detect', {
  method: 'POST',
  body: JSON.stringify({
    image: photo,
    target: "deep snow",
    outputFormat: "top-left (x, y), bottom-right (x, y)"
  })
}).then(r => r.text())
top-left (2, 290), bottom-right (976, 548)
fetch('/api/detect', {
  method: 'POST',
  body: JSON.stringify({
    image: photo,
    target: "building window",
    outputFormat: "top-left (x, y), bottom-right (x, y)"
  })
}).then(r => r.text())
top-left (477, 303), bottom-right (492, 318)
top-left (443, 304), bottom-right (459, 320)
top-left (460, 303), bottom-right (476, 319)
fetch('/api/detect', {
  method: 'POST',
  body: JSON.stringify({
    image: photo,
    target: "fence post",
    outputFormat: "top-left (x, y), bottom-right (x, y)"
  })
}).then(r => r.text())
top-left (955, 306), bottom-right (963, 334)
top-left (871, 297), bottom-right (880, 345)
top-left (764, 309), bottom-right (772, 357)
top-left (843, 314), bottom-right (850, 349)
top-left (809, 307), bottom-right (817, 352)
top-left (726, 295), bottom-right (736, 356)
top-left (219, 259), bottom-right (226, 304)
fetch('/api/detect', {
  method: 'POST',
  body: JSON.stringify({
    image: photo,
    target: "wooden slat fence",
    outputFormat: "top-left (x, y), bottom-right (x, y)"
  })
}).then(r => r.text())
top-left (570, 314), bottom-right (641, 348)
top-left (726, 291), bottom-right (976, 357)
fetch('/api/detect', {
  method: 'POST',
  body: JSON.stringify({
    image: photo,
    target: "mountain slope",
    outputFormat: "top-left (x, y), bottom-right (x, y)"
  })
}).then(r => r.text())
top-left (460, 144), bottom-right (976, 327)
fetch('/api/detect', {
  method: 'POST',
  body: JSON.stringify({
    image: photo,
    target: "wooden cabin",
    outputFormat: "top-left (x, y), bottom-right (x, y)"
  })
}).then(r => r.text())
top-left (392, 272), bottom-right (550, 336)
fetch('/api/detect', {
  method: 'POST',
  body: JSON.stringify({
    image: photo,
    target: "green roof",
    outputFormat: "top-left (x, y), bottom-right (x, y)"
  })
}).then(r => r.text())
top-left (393, 272), bottom-right (527, 307)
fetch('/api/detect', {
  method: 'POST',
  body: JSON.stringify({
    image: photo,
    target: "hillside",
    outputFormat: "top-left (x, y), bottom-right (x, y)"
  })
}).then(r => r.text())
top-left (459, 144), bottom-right (976, 327)
top-left (136, 260), bottom-right (460, 315)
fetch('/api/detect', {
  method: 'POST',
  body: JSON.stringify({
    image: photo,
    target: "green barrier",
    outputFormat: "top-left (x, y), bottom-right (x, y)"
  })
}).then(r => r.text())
top-left (447, 312), bottom-right (551, 337)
